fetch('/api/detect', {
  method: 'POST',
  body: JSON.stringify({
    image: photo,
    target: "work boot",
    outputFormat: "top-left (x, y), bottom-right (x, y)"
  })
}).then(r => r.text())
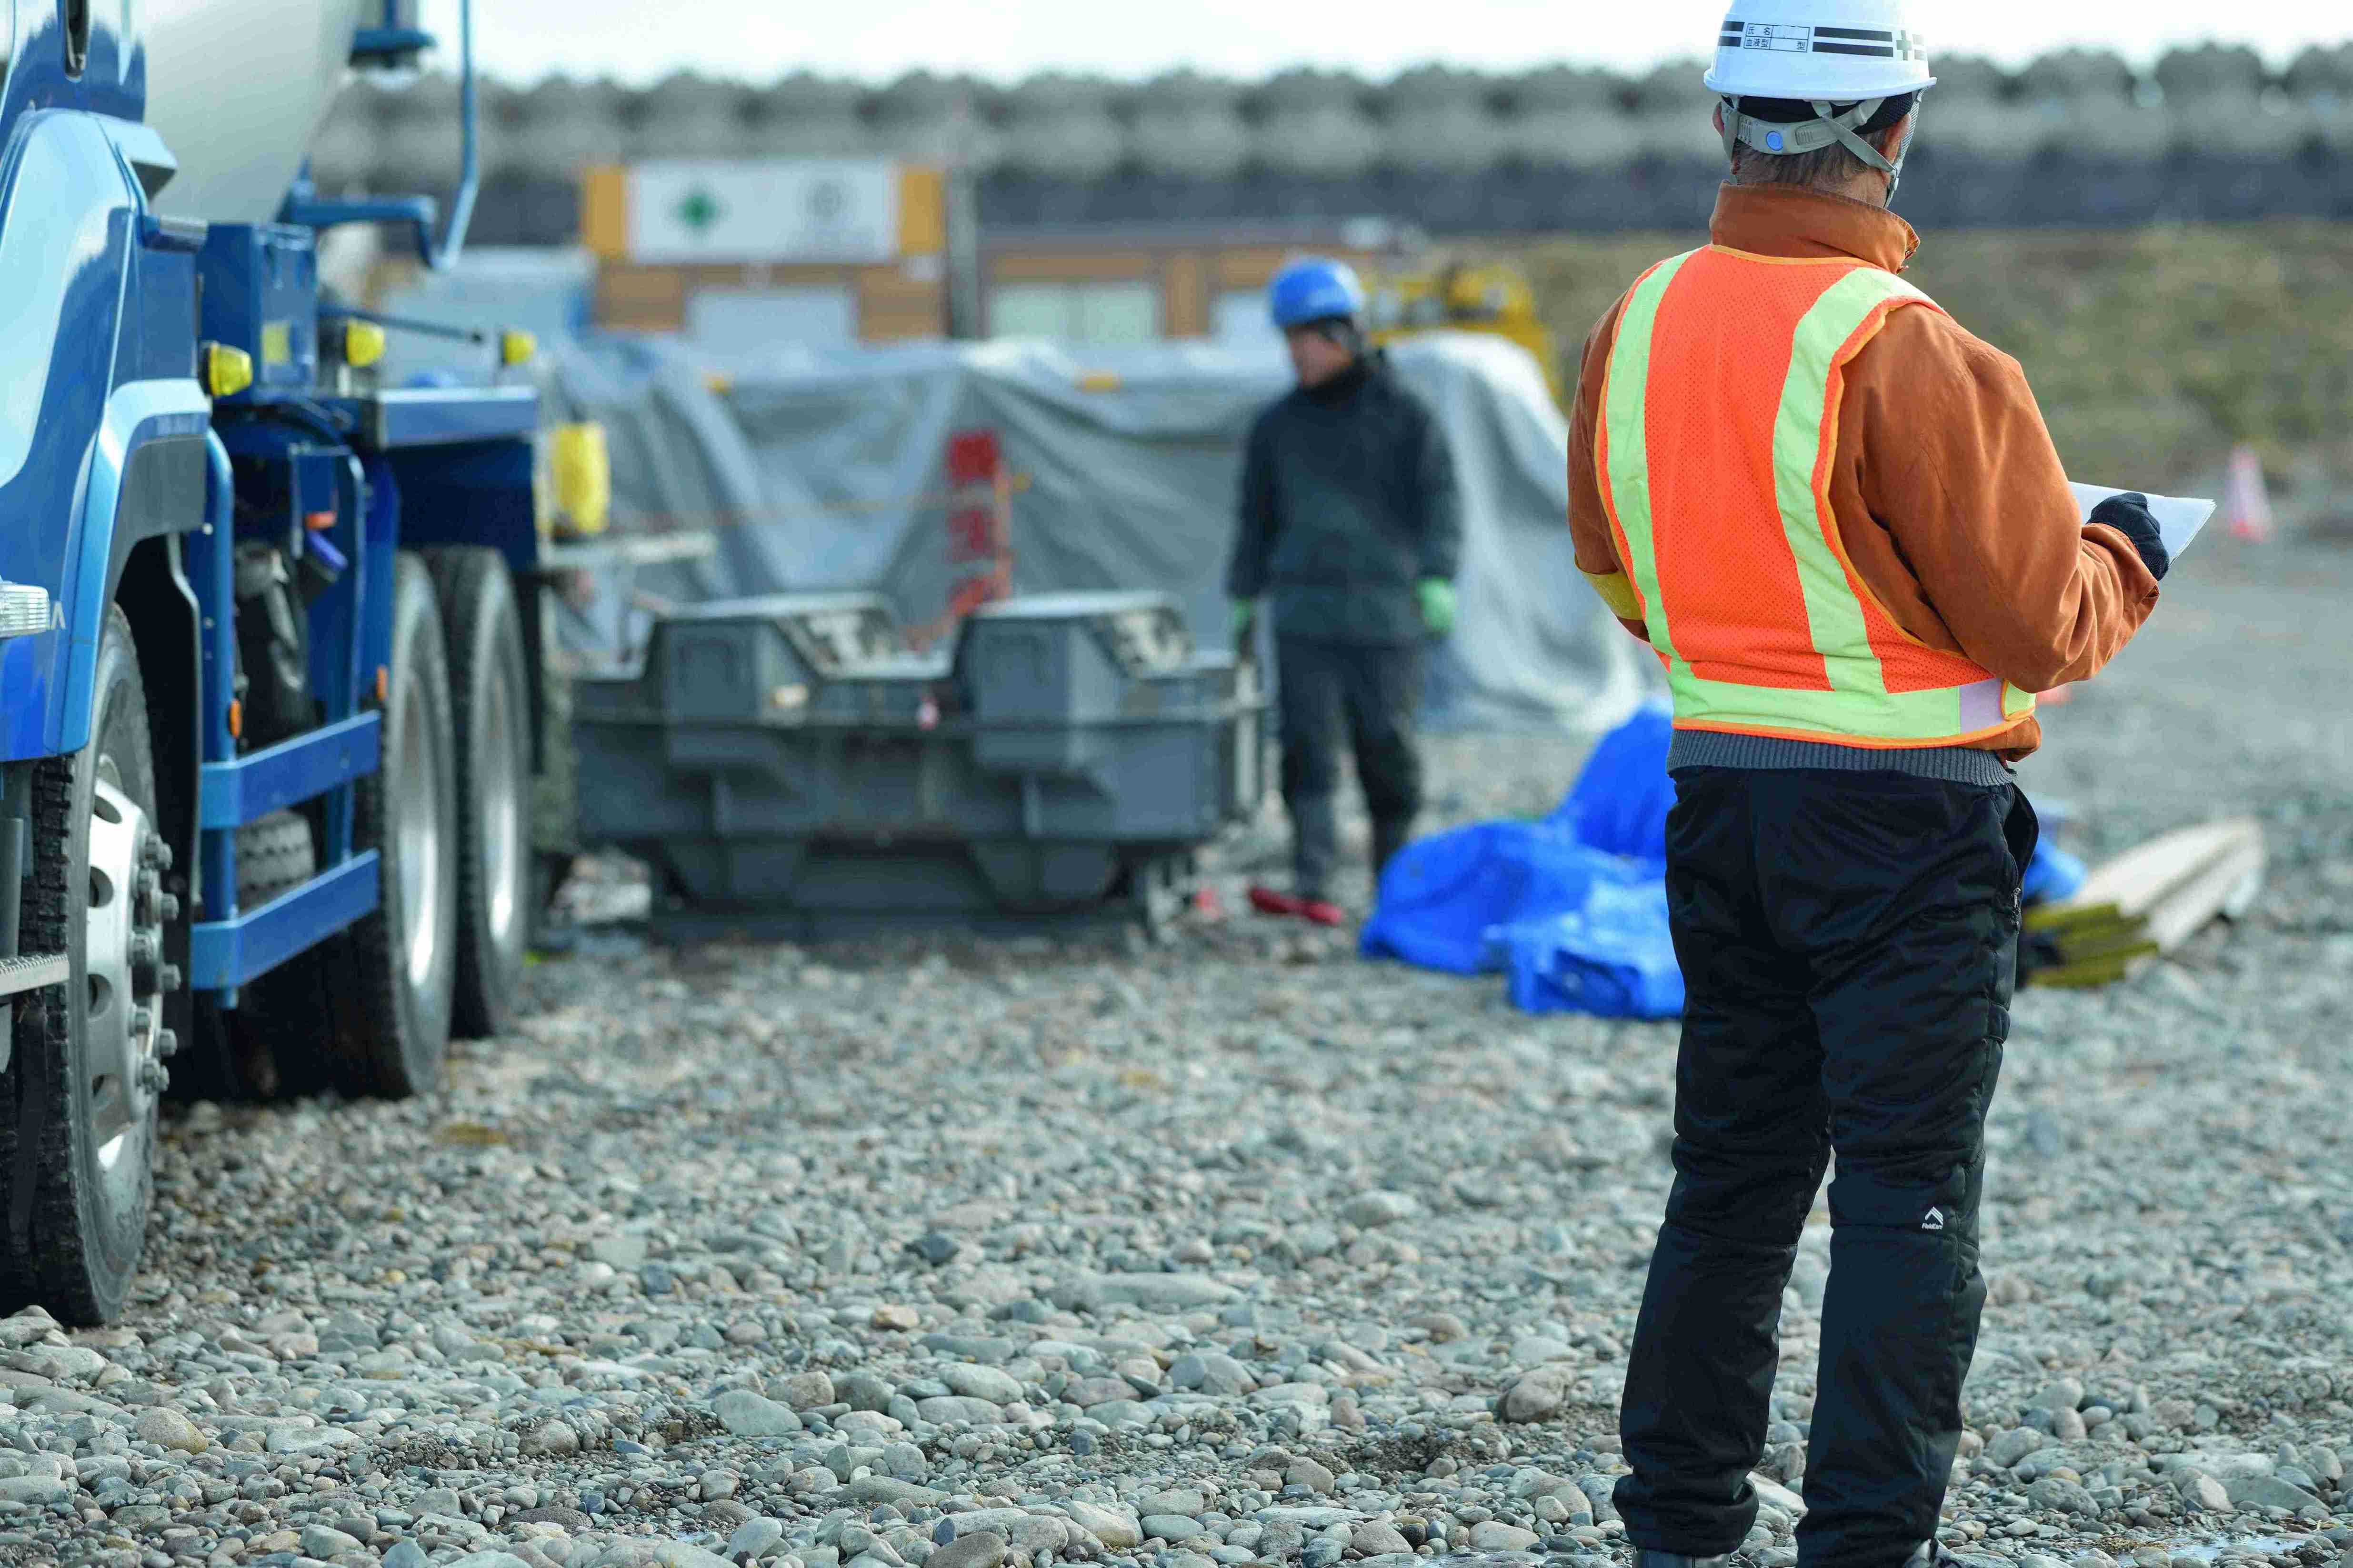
top-left (1902, 1544), bottom-right (1963, 1568)
top-left (1631, 1554), bottom-right (1731, 1568)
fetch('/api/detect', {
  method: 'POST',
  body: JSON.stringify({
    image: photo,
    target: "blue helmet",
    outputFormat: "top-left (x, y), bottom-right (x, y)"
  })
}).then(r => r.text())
top-left (1269, 258), bottom-right (1367, 330)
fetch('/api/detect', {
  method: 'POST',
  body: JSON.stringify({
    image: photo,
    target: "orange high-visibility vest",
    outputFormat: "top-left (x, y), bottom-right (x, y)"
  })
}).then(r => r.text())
top-left (1593, 246), bottom-right (2035, 748)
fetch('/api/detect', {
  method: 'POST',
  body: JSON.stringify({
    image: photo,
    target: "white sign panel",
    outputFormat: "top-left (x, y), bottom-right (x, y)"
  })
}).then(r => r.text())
top-left (626, 160), bottom-right (901, 265)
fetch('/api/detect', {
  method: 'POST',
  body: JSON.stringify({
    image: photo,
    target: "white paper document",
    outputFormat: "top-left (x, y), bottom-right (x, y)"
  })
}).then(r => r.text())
top-left (2070, 482), bottom-right (2217, 560)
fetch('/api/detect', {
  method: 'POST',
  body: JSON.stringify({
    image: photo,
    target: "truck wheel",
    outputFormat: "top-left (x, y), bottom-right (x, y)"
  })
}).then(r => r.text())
top-left (0, 608), bottom-right (169, 1323)
top-left (422, 548), bottom-right (531, 1038)
top-left (322, 553), bottom-right (458, 1097)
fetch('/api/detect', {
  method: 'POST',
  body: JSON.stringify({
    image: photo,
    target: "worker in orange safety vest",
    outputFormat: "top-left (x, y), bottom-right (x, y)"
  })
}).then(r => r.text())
top-left (1564, 7), bottom-right (2172, 1568)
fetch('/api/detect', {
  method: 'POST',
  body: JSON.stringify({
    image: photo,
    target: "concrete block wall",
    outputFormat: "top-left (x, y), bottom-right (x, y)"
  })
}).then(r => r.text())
top-left (307, 47), bottom-right (2353, 245)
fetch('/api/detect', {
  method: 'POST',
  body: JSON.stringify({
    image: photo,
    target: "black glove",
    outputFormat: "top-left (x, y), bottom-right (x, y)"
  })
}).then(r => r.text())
top-left (2088, 492), bottom-right (2168, 582)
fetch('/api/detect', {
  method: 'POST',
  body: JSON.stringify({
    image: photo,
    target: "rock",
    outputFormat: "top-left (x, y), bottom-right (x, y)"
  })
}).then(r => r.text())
top-left (1512, 1336), bottom-right (1573, 1365)
top-left (937, 1363), bottom-right (1023, 1404)
top-left (134, 1406), bottom-right (207, 1453)
top-left (1988, 1427), bottom-right (2047, 1468)
top-left (1285, 1457), bottom-right (1337, 1494)
top-left (730, 1518), bottom-right (787, 1561)
top-left (915, 1395), bottom-right (1003, 1425)
top-left (2177, 1473), bottom-right (2232, 1513)
top-left (836, 1371), bottom-right (895, 1411)
top-left (713, 1390), bottom-right (804, 1438)
top-left (1469, 1523), bottom-right (1541, 1552)
top-left (2226, 1475), bottom-right (2323, 1512)
top-left (648, 1546), bottom-right (737, 1568)
top-left (1143, 1514), bottom-right (1206, 1541)
top-left (2033, 1378), bottom-right (2087, 1413)
top-left (1047, 1273), bottom-right (1238, 1310)
top-left (846, 1477), bottom-right (948, 1508)
top-left (1066, 1502), bottom-right (1141, 1549)
top-left (782, 1370), bottom-right (836, 1409)
top-left (523, 1418), bottom-right (580, 1456)
top-left (384, 1542), bottom-right (431, 1568)
top-left (2027, 1477), bottom-right (2099, 1517)
top-left (872, 1305), bottom-right (921, 1331)
top-left (1343, 1191), bottom-right (1417, 1228)
top-left (447, 1555), bottom-right (534, 1568)
top-left (303, 1526), bottom-right (364, 1558)
top-left (1503, 1365), bottom-right (1576, 1422)
top-left (907, 1232), bottom-right (962, 1267)
top-left (1353, 1522), bottom-right (1412, 1557)
top-left (0, 1475), bottom-right (69, 1504)
top-left (1170, 1351), bottom-right (1254, 1396)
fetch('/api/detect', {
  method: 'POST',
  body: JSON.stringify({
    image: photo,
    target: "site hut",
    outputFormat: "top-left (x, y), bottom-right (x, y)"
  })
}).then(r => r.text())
top-left (579, 157), bottom-right (1404, 350)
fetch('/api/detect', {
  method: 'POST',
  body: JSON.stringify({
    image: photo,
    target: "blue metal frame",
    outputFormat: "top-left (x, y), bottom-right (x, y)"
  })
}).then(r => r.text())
top-left (328, 385), bottom-right (540, 449)
top-left (281, 0), bottom-right (477, 271)
top-left (197, 712), bottom-right (380, 830)
top-left (189, 851), bottom-right (380, 992)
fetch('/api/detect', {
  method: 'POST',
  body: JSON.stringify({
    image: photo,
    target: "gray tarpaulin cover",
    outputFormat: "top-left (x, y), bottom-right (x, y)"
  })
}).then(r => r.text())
top-left (542, 331), bottom-right (1651, 732)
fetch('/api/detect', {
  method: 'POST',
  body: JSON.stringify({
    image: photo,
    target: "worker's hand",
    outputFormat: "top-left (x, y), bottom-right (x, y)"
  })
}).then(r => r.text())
top-left (1417, 578), bottom-right (1457, 637)
top-left (1231, 598), bottom-right (1258, 648)
top-left (2088, 493), bottom-right (2169, 582)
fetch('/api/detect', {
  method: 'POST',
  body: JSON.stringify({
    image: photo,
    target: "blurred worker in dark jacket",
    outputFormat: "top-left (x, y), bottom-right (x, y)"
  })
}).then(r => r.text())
top-left (1228, 258), bottom-right (1464, 926)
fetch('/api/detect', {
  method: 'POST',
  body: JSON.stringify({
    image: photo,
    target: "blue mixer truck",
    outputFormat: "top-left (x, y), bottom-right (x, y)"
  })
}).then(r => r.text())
top-left (0, 0), bottom-right (568, 1321)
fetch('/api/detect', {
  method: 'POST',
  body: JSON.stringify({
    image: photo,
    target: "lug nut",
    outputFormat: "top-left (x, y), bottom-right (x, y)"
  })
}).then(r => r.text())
top-left (131, 1006), bottom-right (153, 1037)
top-left (154, 1027), bottom-right (180, 1060)
top-left (156, 892), bottom-right (181, 923)
top-left (158, 963), bottom-right (183, 994)
top-left (138, 1060), bottom-right (170, 1094)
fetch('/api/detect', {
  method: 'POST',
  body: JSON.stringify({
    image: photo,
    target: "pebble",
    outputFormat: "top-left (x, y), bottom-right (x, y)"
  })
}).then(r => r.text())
top-left (38, 593), bottom-right (2343, 1568)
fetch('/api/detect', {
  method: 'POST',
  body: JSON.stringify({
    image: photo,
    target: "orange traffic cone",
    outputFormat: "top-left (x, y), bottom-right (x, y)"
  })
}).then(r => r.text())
top-left (2222, 444), bottom-right (2274, 542)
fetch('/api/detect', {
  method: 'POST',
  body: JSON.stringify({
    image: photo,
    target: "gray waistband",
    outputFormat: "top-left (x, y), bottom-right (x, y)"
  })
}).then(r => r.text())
top-left (1665, 730), bottom-right (2014, 786)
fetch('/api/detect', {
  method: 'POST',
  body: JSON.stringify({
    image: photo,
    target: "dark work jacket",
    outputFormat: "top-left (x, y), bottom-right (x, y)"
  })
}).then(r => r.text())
top-left (1226, 353), bottom-right (1464, 646)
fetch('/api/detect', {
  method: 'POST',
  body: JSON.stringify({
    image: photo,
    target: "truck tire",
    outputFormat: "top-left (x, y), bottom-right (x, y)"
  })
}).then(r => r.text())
top-left (421, 547), bottom-right (532, 1038)
top-left (235, 810), bottom-right (316, 907)
top-left (0, 608), bottom-right (169, 1323)
top-left (177, 812), bottom-right (320, 1103)
top-left (321, 553), bottom-right (459, 1097)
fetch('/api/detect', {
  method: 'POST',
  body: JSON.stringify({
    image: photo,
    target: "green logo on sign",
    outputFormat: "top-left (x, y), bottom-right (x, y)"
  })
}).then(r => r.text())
top-left (674, 185), bottom-right (726, 236)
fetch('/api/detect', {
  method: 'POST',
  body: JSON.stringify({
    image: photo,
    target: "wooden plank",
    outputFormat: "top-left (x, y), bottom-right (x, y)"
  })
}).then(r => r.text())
top-left (2143, 839), bottom-right (2265, 953)
top-left (2058, 819), bottom-right (2262, 921)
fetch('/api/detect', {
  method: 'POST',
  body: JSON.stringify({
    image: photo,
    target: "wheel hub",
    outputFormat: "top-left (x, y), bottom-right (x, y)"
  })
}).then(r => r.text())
top-left (85, 779), bottom-right (175, 1199)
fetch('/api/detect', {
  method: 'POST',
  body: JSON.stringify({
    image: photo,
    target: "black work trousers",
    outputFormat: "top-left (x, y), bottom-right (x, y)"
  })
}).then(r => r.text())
top-left (1616, 767), bottom-right (2036, 1568)
top-left (1274, 635), bottom-right (1425, 899)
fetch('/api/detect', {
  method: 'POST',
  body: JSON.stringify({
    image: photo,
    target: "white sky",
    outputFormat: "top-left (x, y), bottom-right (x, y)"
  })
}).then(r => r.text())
top-left (424, 1), bottom-right (2351, 86)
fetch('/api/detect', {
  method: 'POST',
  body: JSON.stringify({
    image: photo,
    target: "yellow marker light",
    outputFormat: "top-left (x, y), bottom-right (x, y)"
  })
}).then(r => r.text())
top-left (343, 320), bottom-right (387, 369)
top-left (551, 422), bottom-right (611, 536)
top-left (200, 342), bottom-right (253, 399)
top-left (499, 329), bottom-right (538, 367)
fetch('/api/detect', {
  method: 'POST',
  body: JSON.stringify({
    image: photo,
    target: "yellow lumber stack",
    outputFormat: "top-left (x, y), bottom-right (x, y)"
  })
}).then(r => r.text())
top-left (2024, 818), bottom-right (2266, 988)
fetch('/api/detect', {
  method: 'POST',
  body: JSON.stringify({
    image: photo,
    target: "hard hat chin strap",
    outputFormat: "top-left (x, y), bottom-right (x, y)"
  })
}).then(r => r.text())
top-left (1720, 93), bottom-right (1924, 199)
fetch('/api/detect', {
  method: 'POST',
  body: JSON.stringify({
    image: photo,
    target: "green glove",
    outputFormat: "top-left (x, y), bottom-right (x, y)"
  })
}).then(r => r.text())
top-left (1417, 578), bottom-right (1456, 637)
top-left (1232, 598), bottom-right (1257, 642)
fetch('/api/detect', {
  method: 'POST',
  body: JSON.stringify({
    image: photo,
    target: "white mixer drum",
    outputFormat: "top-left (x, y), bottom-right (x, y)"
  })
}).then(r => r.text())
top-left (142, 0), bottom-right (365, 223)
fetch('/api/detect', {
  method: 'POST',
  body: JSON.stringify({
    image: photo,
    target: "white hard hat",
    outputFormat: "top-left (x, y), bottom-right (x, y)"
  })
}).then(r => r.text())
top-left (1704, 0), bottom-right (1935, 195)
top-left (1705, 0), bottom-right (1935, 102)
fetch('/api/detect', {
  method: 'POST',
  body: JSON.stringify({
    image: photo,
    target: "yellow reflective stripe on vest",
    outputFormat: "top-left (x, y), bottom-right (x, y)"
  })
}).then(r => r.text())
top-left (1603, 257), bottom-right (2036, 745)
top-left (1600, 251), bottom-right (1694, 667)
top-left (1773, 267), bottom-right (1925, 699)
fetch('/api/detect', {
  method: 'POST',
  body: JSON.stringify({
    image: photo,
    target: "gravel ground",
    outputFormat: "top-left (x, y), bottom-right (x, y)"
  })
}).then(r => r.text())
top-left (6, 538), bottom-right (2349, 1568)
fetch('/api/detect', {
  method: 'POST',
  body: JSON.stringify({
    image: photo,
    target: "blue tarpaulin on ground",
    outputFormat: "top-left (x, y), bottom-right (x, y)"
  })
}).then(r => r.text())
top-left (1363, 699), bottom-right (2078, 1019)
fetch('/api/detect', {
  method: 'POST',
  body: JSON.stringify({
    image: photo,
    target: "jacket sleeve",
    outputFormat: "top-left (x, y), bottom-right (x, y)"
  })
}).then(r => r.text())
top-left (1407, 394), bottom-right (1464, 582)
top-left (1842, 308), bottom-right (2159, 693)
top-left (1226, 413), bottom-right (1277, 601)
top-left (1566, 294), bottom-right (1652, 643)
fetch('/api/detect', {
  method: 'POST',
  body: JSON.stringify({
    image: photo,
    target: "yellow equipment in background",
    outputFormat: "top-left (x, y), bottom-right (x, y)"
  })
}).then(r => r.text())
top-left (1366, 261), bottom-right (1568, 413)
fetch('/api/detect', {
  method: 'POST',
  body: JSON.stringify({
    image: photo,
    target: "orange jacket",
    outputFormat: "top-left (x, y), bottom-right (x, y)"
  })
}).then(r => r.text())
top-left (1568, 183), bottom-right (2160, 760)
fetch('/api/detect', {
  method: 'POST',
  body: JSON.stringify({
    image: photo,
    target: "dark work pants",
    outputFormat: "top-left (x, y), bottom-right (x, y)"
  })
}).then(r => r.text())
top-left (1615, 767), bottom-right (2036, 1568)
top-left (1274, 635), bottom-right (1425, 899)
